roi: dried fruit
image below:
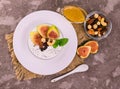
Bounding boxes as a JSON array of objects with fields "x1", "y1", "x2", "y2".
[
  {"x1": 88, "y1": 29, "x2": 95, "y2": 35},
  {"x1": 98, "y1": 16, "x2": 102, "y2": 21},
  {"x1": 97, "y1": 28, "x2": 102, "y2": 31},
  {"x1": 84, "y1": 41, "x2": 99, "y2": 54},
  {"x1": 86, "y1": 13, "x2": 109, "y2": 38},
  {"x1": 87, "y1": 18, "x2": 95, "y2": 24},
  {"x1": 77, "y1": 46, "x2": 91, "y2": 58},
  {"x1": 47, "y1": 25, "x2": 59, "y2": 39}
]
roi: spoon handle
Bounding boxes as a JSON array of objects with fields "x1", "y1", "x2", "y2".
[
  {"x1": 51, "y1": 64, "x2": 88, "y2": 82},
  {"x1": 51, "y1": 70, "x2": 75, "y2": 82}
]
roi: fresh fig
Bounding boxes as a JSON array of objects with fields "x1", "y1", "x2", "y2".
[
  {"x1": 84, "y1": 41, "x2": 99, "y2": 54},
  {"x1": 30, "y1": 31, "x2": 43, "y2": 47},
  {"x1": 77, "y1": 46, "x2": 91, "y2": 58},
  {"x1": 37, "y1": 24, "x2": 49, "y2": 38},
  {"x1": 47, "y1": 25, "x2": 59, "y2": 39}
]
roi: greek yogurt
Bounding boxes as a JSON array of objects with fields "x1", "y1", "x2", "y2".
[
  {"x1": 28, "y1": 38, "x2": 62, "y2": 59},
  {"x1": 28, "y1": 25, "x2": 63, "y2": 60}
]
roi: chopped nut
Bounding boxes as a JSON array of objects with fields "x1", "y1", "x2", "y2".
[
  {"x1": 101, "y1": 18, "x2": 105, "y2": 22},
  {"x1": 86, "y1": 13, "x2": 109, "y2": 38},
  {"x1": 101, "y1": 22, "x2": 107, "y2": 26},
  {"x1": 87, "y1": 25, "x2": 92, "y2": 29},
  {"x1": 94, "y1": 14, "x2": 99, "y2": 18},
  {"x1": 93, "y1": 24, "x2": 98, "y2": 29},
  {"x1": 94, "y1": 31, "x2": 98, "y2": 35},
  {"x1": 103, "y1": 32, "x2": 106, "y2": 35},
  {"x1": 97, "y1": 21, "x2": 101, "y2": 25},
  {"x1": 47, "y1": 39, "x2": 55, "y2": 46},
  {"x1": 98, "y1": 33, "x2": 101, "y2": 37},
  {"x1": 41, "y1": 38, "x2": 46, "y2": 43}
]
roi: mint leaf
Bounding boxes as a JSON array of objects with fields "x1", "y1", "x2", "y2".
[
  {"x1": 53, "y1": 38, "x2": 69, "y2": 48},
  {"x1": 59, "y1": 38, "x2": 68, "y2": 46},
  {"x1": 53, "y1": 39, "x2": 59, "y2": 48}
]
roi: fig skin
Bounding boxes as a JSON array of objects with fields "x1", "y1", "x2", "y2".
[
  {"x1": 84, "y1": 41, "x2": 99, "y2": 54},
  {"x1": 47, "y1": 25, "x2": 60, "y2": 39},
  {"x1": 30, "y1": 31, "x2": 43, "y2": 47},
  {"x1": 77, "y1": 46, "x2": 91, "y2": 59},
  {"x1": 37, "y1": 24, "x2": 49, "y2": 38}
]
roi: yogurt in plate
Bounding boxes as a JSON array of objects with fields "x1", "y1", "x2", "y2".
[{"x1": 28, "y1": 25, "x2": 63, "y2": 60}]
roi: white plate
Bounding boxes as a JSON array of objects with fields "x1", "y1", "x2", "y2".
[{"x1": 13, "y1": 10, "x2": 78, "y2": 75}]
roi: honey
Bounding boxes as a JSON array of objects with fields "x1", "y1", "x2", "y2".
[{"x1": 62, "y1": 6, "x2": 86, "y2": 23}]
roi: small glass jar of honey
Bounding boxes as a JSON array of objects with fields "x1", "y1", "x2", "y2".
[{"x1": 61, "y1": 5, "x2": 87, "y2": 23}]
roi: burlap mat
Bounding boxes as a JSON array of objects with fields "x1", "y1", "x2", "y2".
[{"x1": 5, "y1": 23, "x2": 90, "y2": 80}]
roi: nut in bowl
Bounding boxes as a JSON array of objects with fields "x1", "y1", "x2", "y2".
[{"x1": 84, "y1": 11, "x2": 112, "y2": 40}]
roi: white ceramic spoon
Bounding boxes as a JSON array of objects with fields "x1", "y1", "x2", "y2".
[{"x1": 51, "y1": 64, "x2": 89, "y2": 82}]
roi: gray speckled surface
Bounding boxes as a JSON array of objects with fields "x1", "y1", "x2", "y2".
[{"x1": 0, "y1": 0, "x2": 120, "y2": 89}]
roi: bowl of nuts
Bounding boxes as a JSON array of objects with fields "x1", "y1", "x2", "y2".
[{"x1": 84, "y1": 11, "x2": 112, "y2": 40}]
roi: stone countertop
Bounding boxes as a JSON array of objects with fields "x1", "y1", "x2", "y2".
[{"x1": 0, "y1": 0, "x2": 120, "y2": 89}]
